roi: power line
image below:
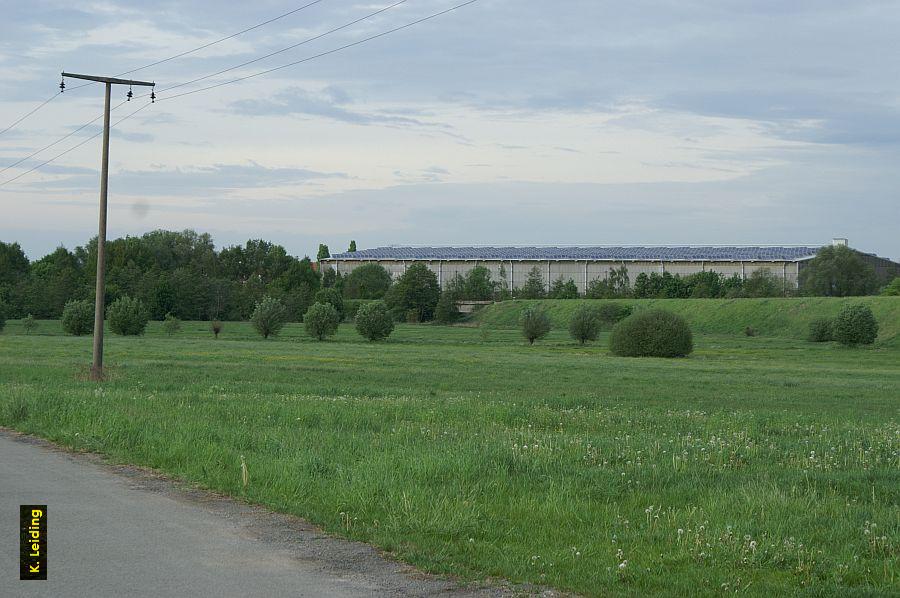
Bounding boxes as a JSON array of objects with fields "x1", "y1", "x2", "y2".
[
  {"x1": 158, "y1": 0, "x2": 480, "y2": 102},
  {"x1": 0, "y1": 92, "x2": 62, "y2": 137},
  {"x1": 156, "y1": 0, "x2": 407, "y2": 95},
  {"x1": 0, "y1": 103, "x2": 151, "y2": 188},
  {"x1": 0, "y1": 0, "x2": 329, "y2": 136},
  {"x1": 0, "y1": 100, "x2": 129, "y2": 176},
  {"x1": 0, "y1": 0, "x2": 481, "y2": 187},
  {"x1": 1, "y1": 0, "x2": 401, "y2": 168}
]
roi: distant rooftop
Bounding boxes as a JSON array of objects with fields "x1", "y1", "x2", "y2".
[{"x1": 327, "y1": 246, "x2": 824, "y2": 262}]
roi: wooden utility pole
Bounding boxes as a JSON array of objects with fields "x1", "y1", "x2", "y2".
[{"x1": 61, "y1": 72, "x2": 155, "y2": 381}]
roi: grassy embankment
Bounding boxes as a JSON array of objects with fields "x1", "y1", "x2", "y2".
[
  {"x1": 476, "y1": 296, "x2": 900, "y2": 346},
  {"x1": 0, "y1": 306, "x2": 898, "y2": 596}
]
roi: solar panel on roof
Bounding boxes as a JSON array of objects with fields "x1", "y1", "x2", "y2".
[{"x1": 327, "y1": 246, "x2": 823, "y2": 261}]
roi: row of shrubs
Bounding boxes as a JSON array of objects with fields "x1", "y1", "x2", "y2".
[
  {"x1": 519, "y1": 301, "x2": 882, "y2": 356},
  {"x1": 807, "y1": 304, "x2": 879, "y2": 345},
  {"x1": 520, "y1": 303, "x2": 694, "y2": 357},
  {"x1": 54, "y1": 295, "x2": 395, "y2": 342}
]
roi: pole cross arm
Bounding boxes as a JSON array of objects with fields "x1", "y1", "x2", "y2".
[{"x1": 62, "y1": 72, "x2": 155, "y2": 87}]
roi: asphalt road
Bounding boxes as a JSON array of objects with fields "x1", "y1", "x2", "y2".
[{"x1": 0, "y1": 430, "x2": 514, "y2": 598}]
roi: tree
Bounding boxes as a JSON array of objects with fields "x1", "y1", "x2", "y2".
[
  {"x1": 317, "y1": 244, "x2": 330, "y2": 262},
  {"x1": 384, "y1": 263, "x2": 440, "y2": 321},
  {"x1": 348, "y1": 240, "x2": 357, "y2": 252},
  {"x1": 250, "y1": 296, "x2": 287, "y2": 339},
  {"x1": 434, "y1": 289, "x2": 461, "y2": 324},
  {"x1": 799, "y1": 245, "x2": 879, "y2": 297},
  {"x1": 163, "y1": 313, "x2": 181, "y2": 334},
  {"x1": 743, "y1": 269, "x2": 781, "y2": 297},
  {"x1": 61, "y1": 299, "x2": 94, "y2": 336},
  {"x1": 314, "y1": 287, "x2": 344, "y2": 320},
  {"x1": 882, "y1": 277, "x2": 900, "y2": 296},
  {"x1": 461, "y1": 266, "x2": 496, "y2": 300},
  {"x1": 518, "y1": 266, "x2": 546, "y2": 299},
  {"x1": 569, "y1": 305, "x2": 600, "y2": 344},
  {"x1": 304, "y1": 302, "x2": 340, "y2": 340},
  {"x1": 520, "y1": 305, "x2": 551, "y2": 345},
  {"x1": 108, "y1": 296, "x2": 150, "y2": 336},
  {"x1": 355, "y1": 301, "x2": 394, "y2": 341},
  {"x1": 22, "y1": 314, "x2": 37, "y2": 334},
  {"x1": 343, "y1": 263, "x2": 392, "y2": 299},
  {"x1": 549, "y1": 277, "x2": 579, "y2": 299}
]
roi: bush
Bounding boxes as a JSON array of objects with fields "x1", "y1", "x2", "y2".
[
  {"x1": 597, "y1": 302, "x2": 633, "y2": 326},
  {"x1": 344, "y1": 299, "x2": 375, "y2": 321},
  {"x1": 744, "y1": 326, "x2": 756, "y2": 337},
  {"x1": 549, "y1": 278, "x2": 579, "y2": 299},
  {"x1": 313, "y1": 288, "x2": 344, "y2": 320},
  {"x1": 210, "y1": 320, "x2": 224, "y2": 339},
  {"x1": 832, "y1": 304, "x2": 878, "y2": 346},
  {"x1": 304, "y1": 302, "x2": 340, "y2": 340},
  {"x1": 434, "y1": 290, "x2": 461, "y2": 324},
  {"x1": 163, "y1": 313, "x2": 181, "y2": 335},
  {"x1": 569, "y1": 305, "x2": 600, "y2": 344},
  {"x1": 23, "y1": 314, "x2": 37, "y2": 334},
  {"x1": 609, "y1": 309, "x2": 693, "y2": 357},
  {"x1": 250, "y1": 296, "x2": 287, "y2": 339},
  {"x1": 108, "y1": 296, "x2": 150, "y2": 336},
  {"x1": 0, "y1": 302, "x2": 5, "y2": 333},
  {"x1": 62, "y1": 299, "x2": 94, "y2": 336},
  {"x1": 355, "y1": 301, "x2": 394, "y2": 341},
  {"x1": 807, "y1": 318, "x2": 834, "y2": 342},
  {"x1": 520, "y1": 304, "x2": 551, "y2": 345}
]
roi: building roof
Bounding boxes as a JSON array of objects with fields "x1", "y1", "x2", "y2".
[{"x1": 327, "y1": 246, "x2": 823, "y2": 262}]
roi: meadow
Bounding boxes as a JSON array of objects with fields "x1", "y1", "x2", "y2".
[{"x1": 0, "y1": 306, "x2": 898, "y2": 596}]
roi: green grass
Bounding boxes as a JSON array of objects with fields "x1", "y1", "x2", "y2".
[
  {"x1": 1, "y1": 318, "x2": 898, "y2": 596},
  {"x1": 477, "y1": 297, "x2": 900, "y2": 346}
]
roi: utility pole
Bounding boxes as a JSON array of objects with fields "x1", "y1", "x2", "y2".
[{"x1": 61, "y1": 72, "x2": 155, "y2": 381}]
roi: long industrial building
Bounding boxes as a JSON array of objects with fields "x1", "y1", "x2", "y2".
[{"x1": 322, "y1": 239, "x2": 900, "y2": 294}]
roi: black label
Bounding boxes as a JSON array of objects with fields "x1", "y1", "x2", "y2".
[{"x1": 20, "y1": 505, "x2": 47, "y2": 580}]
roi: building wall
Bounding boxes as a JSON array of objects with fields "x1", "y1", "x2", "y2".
[{"x1": 327, "y1": 258, "x2": 801, "y2": 293}]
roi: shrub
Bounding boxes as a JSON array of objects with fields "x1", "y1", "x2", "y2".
[
  {"x1": 597, "y1": 302, "x2": 633, "y2": 326},
  {"x1": 23, "y1": 314, "x2": 37, "y2": 334},
  {"x1": 832, "y1": 304, "x2": 878, "y2": 346},
  {"x1": 62, "y1": 299, "x2": 94, "y2": 336},
  {"x1": 0, "y1": 302, "x2": 5, "y2": 333},
  {"x1": 108, "y1": 296, "x2": 150, "y2": 336},
  {"x1": 744, "y1": 326, "x2": 756, "y2": 337},
  {"x1": 344, "y1": 299, "x2": 374, "y2": 321},
  {"x1": 313, "y1": 288, "x2": 344, "y2": 320},
  {"x1": 520, "y1": 305, "x2": 551, "y2": 345},
  {"x1": 807, "y1": 318, "x2": 834, "y2": 342},
  {"x1": 355, "y1": 301, "x2": 394, "y2": 341},
  {"x1": 609, "y1": 309, "x2": 693, "y2": 357},
  {"x1": 304, "y1": 302, "x2": 340, "y2": 340},
  {"x1": 434, "y1": 290, "x2": 461, "y2": 324},
  {"x1": 569, "y1": 305, "x2": 601, "y2": 344},
  {"x1": 250, "y1": 296, "x2": 287, "y2": 339},
  {"x1": 210, "y1": 320, "x2": 224, "y2": 339},
  {"x1": 163, "y1": 313, "x2": 181, "y2": 335}
]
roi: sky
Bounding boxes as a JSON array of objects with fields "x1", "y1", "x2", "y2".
[{"x1": 1, "y1": 0, "x2": 899, "y2": 261}]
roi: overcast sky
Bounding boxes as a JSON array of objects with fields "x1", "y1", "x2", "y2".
[{"x1": 2, "y1": 0, "x2": 899, "y2": 260}]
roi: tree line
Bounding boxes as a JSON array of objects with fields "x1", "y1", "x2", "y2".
[{"x1": 0, "y1": 230, "x2": 892, "y2": 322}]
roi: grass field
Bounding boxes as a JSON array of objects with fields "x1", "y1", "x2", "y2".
[{"x1": 1, "y1": 314, "x2": 898, "y2": 596}]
